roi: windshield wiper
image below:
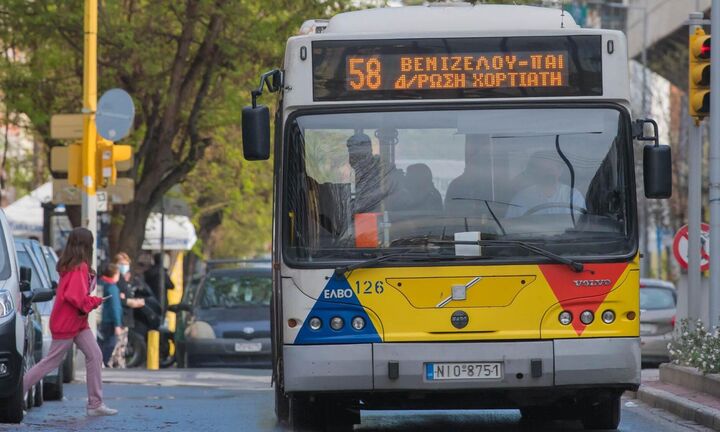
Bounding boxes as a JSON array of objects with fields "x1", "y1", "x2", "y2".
[
  {"x1": 334, "y1": 251, "x2": 431, "y2": 276},
  {"x1": 428, "y1": 238, "x2": 584, "y2": 273}
]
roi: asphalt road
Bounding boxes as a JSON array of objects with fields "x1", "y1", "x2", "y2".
[{"x1": 2, "y1": 369, "x2": 712, "y2": 432}]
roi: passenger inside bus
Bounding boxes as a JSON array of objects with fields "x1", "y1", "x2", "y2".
[
  {"x1": 505, "y1": 151, "x2": 586, "y2": 218},
  {"x1": 444, "y1": 134, "x2": 496, "y2": 217},
  {"x1": 346, "y1": 132, "x2": 404, "y2": 213},
  {"x1": 400, "y1": 163, "x2": 442, "y2": 212}
]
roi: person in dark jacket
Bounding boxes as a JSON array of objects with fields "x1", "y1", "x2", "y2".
[
  {"x1": 144, "y1": 253, "x2": 174, "y2": 313},
  {"x1": 98, "y1": 263, "x2": 123, "y2": 366}
]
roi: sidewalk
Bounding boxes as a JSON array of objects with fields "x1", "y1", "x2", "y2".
[{"x1": 630, "y1": 367, "x2": 720, "y2": 431}]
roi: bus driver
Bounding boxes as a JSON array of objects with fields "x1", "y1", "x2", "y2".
[{"x1": 506, "y1": 152, "x2": 585, "y2": 218}]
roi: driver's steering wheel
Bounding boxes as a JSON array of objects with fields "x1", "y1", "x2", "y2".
[{"x1": 523, "y1": 202, "x2": 587, "y2": 216}]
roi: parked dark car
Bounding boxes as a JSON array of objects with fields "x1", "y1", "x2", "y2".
[
  {"x1": 0, "y1": 221, "x2": 54, "y2": 423},
  {"x1": 640, "y1": 278, "x2": 676, "y2": 364},
  {"x1": 171, "y1": 263, "x2": 271, "y2": 368},
  {"x1": 15, "y1": 238, "x2": 62, "y2": 402}
]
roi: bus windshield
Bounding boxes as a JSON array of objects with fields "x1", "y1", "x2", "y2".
[{"x1": 284, "y1": 107, "x2": 633, "y2": 264}]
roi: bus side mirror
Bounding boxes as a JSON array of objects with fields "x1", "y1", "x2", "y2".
[
  {"x1": 634, "y1": 118, "x2": 671, "y2": 199},
  {"x1": 242, "y1": 105, "x2": 271, "y2": 161},
  {"x1": 242, "y1": 69, "x2": 281, "y2": 162},
  {"x1": 643, "y1": 144, "x2": 671, "y2": 199}
]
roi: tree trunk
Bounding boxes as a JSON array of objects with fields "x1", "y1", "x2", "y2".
[{"x1": 116, "y1": 200, "x2": 153, "y2": 260}]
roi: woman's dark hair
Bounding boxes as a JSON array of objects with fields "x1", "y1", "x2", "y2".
[{"x1": 57, "y1": 227, "x2": 94, "y2": 273}]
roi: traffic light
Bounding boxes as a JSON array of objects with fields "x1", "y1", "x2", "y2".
[
  {"x1": 689, "y1": 28, "x2": 711, "y2": 121},
  {"x1": 96, "y1": 138, "x2": 133, "y2": 187}
]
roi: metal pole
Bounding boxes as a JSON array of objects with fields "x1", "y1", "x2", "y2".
[
  {"x1": 709, "y1": 0, "x2": 720, "y2": 328},
  {"x1": 640, "y1": 1, "x2": 651, "y2": 278},
  {"x1": 82, "y1": 0, "x2": 98, "y2": 335},
  {"x1": 689, "y1": 117, "x2": 703, "y2": 322}
]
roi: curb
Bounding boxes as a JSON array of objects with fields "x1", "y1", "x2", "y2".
[{"x1": 633, "y1": 385, "x2": 720, "y2": 431}]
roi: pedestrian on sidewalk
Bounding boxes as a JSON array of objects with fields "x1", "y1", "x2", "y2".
[
  {"x1": 98, "y1": 263, "x2": 123, "y2": 367},
  {"x1": 109, "y1": 252, "x2": 143, "y2": 368},
  {"x1": 22, "y1": 227, "x2": 118, "y2": 417}
]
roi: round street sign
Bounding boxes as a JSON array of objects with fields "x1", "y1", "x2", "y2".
[
  {"x1": 673, "y1": 223, "x2": 710, "y2": 271},
  {"x1": 95, "y1": 88, "x2": 135, "y2": 142}
]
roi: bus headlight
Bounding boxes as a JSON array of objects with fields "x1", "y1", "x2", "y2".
[
  {"x1": 330, "y1": 317, "x2": 344, "y2": 331},
  {"x1": 351, "y1": 316, "x2": 365, "y2": 331},
  {"x1": 309, "y1": 317, "x2": 322, "y2": 331},
  {"x1": 580, "y1": 310, "x2": 594, "y2": 325},
  {"x1": 558, "y1": 311, "x2": 572, "y2": 325},
  {"x1": 601, "y1": 310, "x2": 616, "y2": 324},
  {"x1": 0, "y1": 290, "x2": 14, "y2": 318}
]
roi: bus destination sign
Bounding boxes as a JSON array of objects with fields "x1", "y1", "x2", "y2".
[
  {"x1": 313, "y1": 36, "x2": 602, "y2": 101},
  {"x1": 346, "y1": 52, "x2": 569, "y2": 92}
]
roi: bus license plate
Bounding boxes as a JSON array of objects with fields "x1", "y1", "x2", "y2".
[
  {"x1": 234, "y1": 342, "x2": 262, "y2": 352},
  {"x1": 426, "y1": 362, "x2": 502, "y2": 381}
]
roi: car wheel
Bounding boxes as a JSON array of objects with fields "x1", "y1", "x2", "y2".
[
  {"x1": 43, "y1": 369, "x2": 63, "y2": 401},
  {"x1": 33, "y1": 378, "x2": 43, "y2": 407},
  {"x1": 125, "y1": 330, "x2": 146, "y2": 368},
  {"x1": 23, "y1": 356, "x2": 34, "y2": 410},
  {"x1": 0, "y1": 377, "x2": 24, "y2": 423},
  {"x1": 24, "y1": 379, "x2": 33, "y2": 410},
  {"x1": 62, "y1": 349, "x2": 75, "y2": 383},
  {"x1": 581, "y1": 393, "x2": 621, "y2": 430}
]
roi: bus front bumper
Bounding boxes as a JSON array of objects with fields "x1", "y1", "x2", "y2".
[{"x1": 283, "y1": 338, "x2": 640, "y2": 392}]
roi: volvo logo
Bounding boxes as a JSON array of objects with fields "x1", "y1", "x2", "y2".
[
  {"x1": 451, "y1": 311, "x2": 469, "y2": 329},
  {"x1": 573, "y1": 279, "x2": 612, "y2": 287}
]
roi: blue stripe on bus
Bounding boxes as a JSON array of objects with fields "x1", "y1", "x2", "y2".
[{"x1": 294, "y1": 274, "x2": 382, "y2": 344}]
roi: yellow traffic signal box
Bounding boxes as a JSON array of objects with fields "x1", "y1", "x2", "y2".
[
  {"x1": 96, "y1": 138, "x2": 133, "y2": 187},
  {"x1": 689, "y1": 28, "x2": 711, "y2": 121}
]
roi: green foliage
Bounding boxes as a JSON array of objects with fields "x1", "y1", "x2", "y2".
[
  {"x1": 0, "y1": 0, "x2": 350, "y2": 257},
  {"x1": 185, "y1": 126, "x2": 273, "y2": 259},
  {"x1": 669, "y1": 319, "x2": 720, "y2": 374}
]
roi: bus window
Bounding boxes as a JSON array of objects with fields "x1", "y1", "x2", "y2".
[{"x1": 284, "y1": 107, "x2": 631, "y2": 263}]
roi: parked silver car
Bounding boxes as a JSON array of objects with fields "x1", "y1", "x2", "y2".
[{"x1": 639, "y1": 278, "x2": 676, "y2": 364}]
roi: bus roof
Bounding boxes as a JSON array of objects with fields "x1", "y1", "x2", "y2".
[
  {"x1": 284, "y1": 6, "x2": 628, "y2": 108},
  {"x1": 322, "y1": 5, "x2": 578, "y2": 35}
]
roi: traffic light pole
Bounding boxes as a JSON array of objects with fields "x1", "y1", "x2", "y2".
[
  {"x1": 687, "y1": 12, "x2": 705, "y2": 325},
  {"x1": 82, "y1": 0, "x2": 98, "y2": 335},
  {"x1": 710, "y1": 0, "x2": 720, "y2": 328}
]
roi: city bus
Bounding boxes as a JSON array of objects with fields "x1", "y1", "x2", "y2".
[{"x1": 241, "y1": 4, "x2": 671, "y2": 431}]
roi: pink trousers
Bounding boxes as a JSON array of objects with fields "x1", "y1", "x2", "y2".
[{"x1": 23, "y1": 328, "x2": 103, "y2": 409}]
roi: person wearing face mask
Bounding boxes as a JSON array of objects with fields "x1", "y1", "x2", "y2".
[
  {"x1": 110, "y1": 253, "x2": 145, "y2": 367},
  {"x1": 505, "y1": 152, "x2": 586, "y2": 218}
]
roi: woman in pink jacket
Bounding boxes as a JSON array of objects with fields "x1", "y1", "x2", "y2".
[{"x1": 22, "y1": 228, "x2": 118, "y2": 416}]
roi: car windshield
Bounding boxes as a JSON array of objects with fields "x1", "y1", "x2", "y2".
[
  {"x1": 284, "y1": 107, "x2": 632, "y2": 264},
  {"x1": 640, "y1": 287, "x2": 676, "y2": 310},
  {"x1": 199, "y1": 274, "x2": 272, "y2": 308},
  {"x1": 42, "y1": 248, "x2": 60, "y2": 282}
]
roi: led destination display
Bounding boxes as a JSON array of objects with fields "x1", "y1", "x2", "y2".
[
  {"x1": 346, "y1": 51, "x2": 569, "y2": 91},
  {"x1": 313, "y1": 36, "x2": 602, "y2": 101}
]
